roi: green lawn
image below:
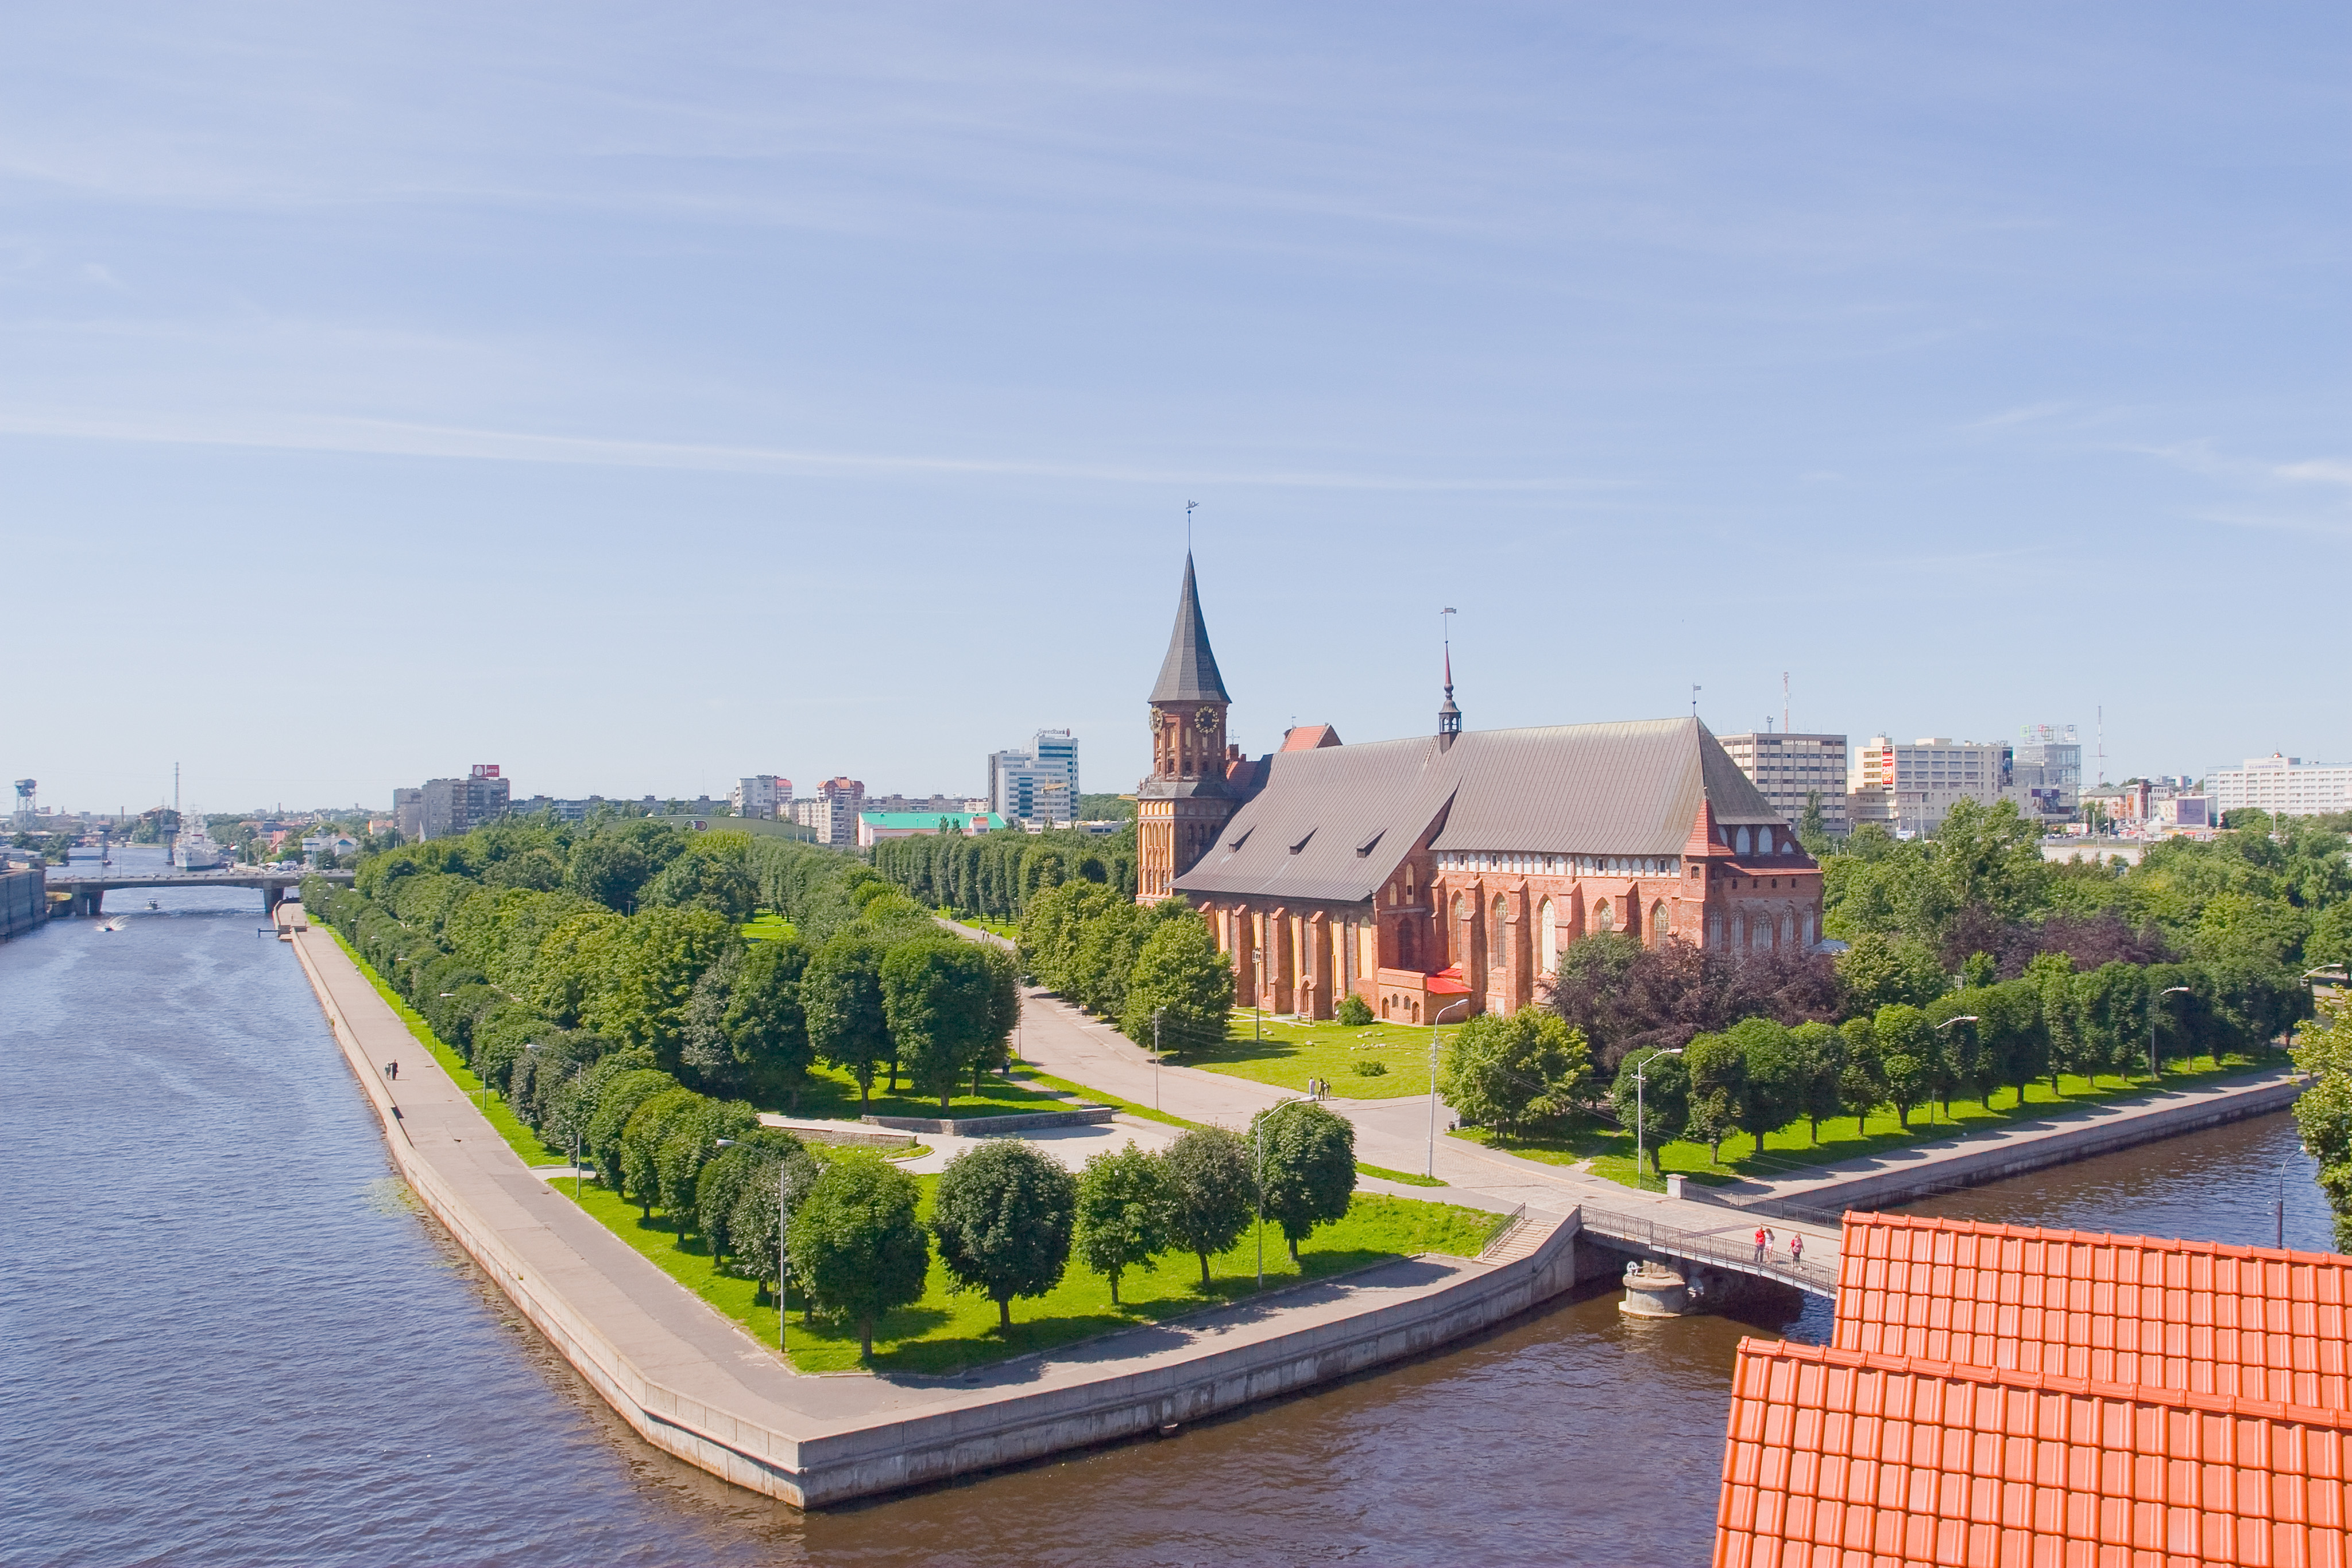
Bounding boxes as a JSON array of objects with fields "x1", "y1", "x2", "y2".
[
  {"x1": 739, "y1": 912, "x2": 799, "y2": 943},
  {"x1": 1454, "y1": 1053, "x2": 2289, "y2": 1192},
  {"x1": 943, "y1": 911, "x2": 1019, "y2": 941},
  {"x1": 788, "y1": 1061, "x2": 1098, "y2": 1123},
  {"x1": 1008, "y1": 1064, "x2": 1202, "y2": 1130},
  {"x1": 1175, "y1": 1009, "x2": 1440, "y2": 1101},
  {"x1": 564, "y1": 1171, "x2": 1498, "y2": 1375}
]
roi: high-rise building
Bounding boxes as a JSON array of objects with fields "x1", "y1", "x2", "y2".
[
  {"x1": 794, "y1": 777, "x2": 866, "y2": 848},
  {"x1": 2013, "y1": 724, "x2": 2083, "y2": 823},
  {"x1": 1846, "y1": 738, "x2": 2014, "y2": 837},
  {"x1": 2207, "y1": 754, "x2": 2352, "y2": 818},
  {"x1": 730, "y1": 775, "x2": 791, "y2": 820},
  {"x1": 392, "y1": 787, "x2": 424, "y2": 842},
  {"x1": 1717, "y1": 732, "x2": 1849, "y2": 837},
  {"x1": 988, "y1": 730, "x2": 1081, "y2": 826},
  {"x1": 419, "y1": 765, "x2": 510, "y2": 839}
]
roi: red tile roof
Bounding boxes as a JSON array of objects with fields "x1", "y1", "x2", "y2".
[
  {"x1": 1717, "y1": 1213, "x2": 2352, "y2": 1568},
  {"x1": 1279, "y1": 723, "x2": 1342, "y2": 752}
]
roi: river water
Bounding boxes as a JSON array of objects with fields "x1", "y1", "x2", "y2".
[{"x1": 3, "y1": 853, "x2": 2335, "y2": 1567}]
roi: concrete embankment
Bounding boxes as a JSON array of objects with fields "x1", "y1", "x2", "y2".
[
  {"x1": 285, "y1": 920, "x2": 1583, "y2": 1507},
  {"x1": 1724, "y1": 1066, "x2": 2307, "y2": 1216}
]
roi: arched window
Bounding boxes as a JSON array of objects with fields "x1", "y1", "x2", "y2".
[
  {"x1": 1708, "y1": 912, "x2": 1724, "y2": 947},
  {"x1": 1780, "y1": 913, "x2": 1796, "y2": 948},
  {"x1": 1596, "y1": 899, "x2": 1614, "y2": 932},
  {"x1": 1490, "y1": 895, "x2": 1507, "y2": 965},
  {"x1": 1651, "y1": 901, "x2": 1668, "y2": 943},
  {"x1": 1736, "y1": 827, "x2": 1753, "y2": 855},
  {"x1": 1398, "y1": 920, "x2": 1417, "y2": 969},
  {"x1": 1754, "y1": 917, "x2": 1772, "y2": 953},
  {"x1": 1801, "y1": 911, "x2": 1815, "y2": 947},
  {"x1": 1538, "y1": 899, "x2": 1558, "y2": 974},
  {"x1": 1730, "y1": 914, "x2": 1743, "y2": 947},
  {"x1": 1757, "y1": 828, "x2": 1773, "y2": 855}
]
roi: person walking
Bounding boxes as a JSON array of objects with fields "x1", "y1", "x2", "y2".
[
  {"x1": 1754, "y1": 1226, "x2": 1767, "y2": 1264},
  {"x1": 387, "y1": 1059, "x2": 399, "y2": 1081},
  {"x1": 1790, "y1": 1234, "x2": 1805, "y2": 1267}
]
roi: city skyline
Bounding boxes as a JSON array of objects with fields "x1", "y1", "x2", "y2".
[{"x1": 4, "y1": 5, "x2": 2346, "y2": 807}]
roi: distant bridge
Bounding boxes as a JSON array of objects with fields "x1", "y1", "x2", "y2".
[
  {"x1": 1577, "y1": 1204, "x2": 1839, "y2": 1299},
  {"x1": 42, "y1": 867, "x2": 354, "y2": 918}
]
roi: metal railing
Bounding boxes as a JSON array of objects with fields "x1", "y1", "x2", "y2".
[
  {"x1": 1476, "y1": 1201, "x2": 1530, "y2": 1260},
  {"x1": 1577, "y1": 1205, "x2": 1839, "y2": 1298}
]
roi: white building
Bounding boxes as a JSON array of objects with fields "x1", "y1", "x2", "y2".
[
  {"x1": 1847, "y1": 737, "x2": 2015, "y2": 836},
  {"x1": 2207, "y1": 755, "x2": 2352, "y2": 819},
  {"x1": 730, "y1": 775, "x2": 791, "y2": 820},
  {"x1": 988, "y1": 729, "x2": 1081, "y2": 826},
  {"x1": 1717, "y1": 732, "x2": 1850, "y2": 837},
  {"x1": 793, "y1": 777, "x2": 865, "y2": 847}
]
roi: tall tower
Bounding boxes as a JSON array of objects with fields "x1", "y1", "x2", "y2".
[{"x1": 1136, "y1": 552, "x2": 1237, "y2": 904}]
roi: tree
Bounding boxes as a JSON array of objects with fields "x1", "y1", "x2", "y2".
[
  {"x1": 655, "y1": 1097, "x2": 757, "y2": 1224},
  {"x1": 1786, "y1": 1021, "x2": 1846, "y2": 1143},
  {"x1": 1925, "y1": 993, "x2": 1996, "y2": 1112},
  {"x1": 576, "y1": 908, "x2": 738, "y2": 1074},
  {"x1": 2291, "y1": 998, "x2": 2352, "y2": 1251},
  {"x1": 1251, "y1": 1102, "x2": 1356, "y2": 1263},
  {"x1": 1835, "y1": 933, "x2": 1949, "y2": 1016},
  {"x1": 1438, "y1": 1006, "x2": 1592, "y2": 1142},
  {"x1": 1119, "y1": 912, "x2": 1235, "y2": 1056},
  {"x1": 1162, "y1": 1126, "x2": 1256, "y2": 1285},
  {"x1": 618, "y1": 1085, "x2": 709, "y2": 1218},
  {"x1": 1681, "y1": 1031, "x2": 1746, "y2": 1164},
  {"x1": 1725, "y1": 1017, "x2": 1802, "y2": 1159},
  {"x1": 641, "y1": 834, "x2": 759, "y2": 924},
  {"x1": 725, "y1": 934, "x2": 815, "y2": 1104},
  {"x1": 802, "y1": 935, "x2": 890, "y2": 1108},
  {"x1": 930, "y1": 1141, "x2": 1078, "y2": 1329},
  {"x1": 788, "y1": 1156, "x2": 931, "y2": 1359},
  {"x1": 1607, "y1": 1050, "x2": 1689, "y2": 1176},
  {"x1": 1835, "y1": 1017, "x2": 1885, "y2": 1135},
  {"x1": 1074, "y1": 1142, "x2": 1174, "y2": 1304},
  {"x1": 585, "y1": 1067, "x2": 679, "y2": 1187},
  {"x1": 694, "y1": 1129, "x2": 807, "y2": 1267},
  {"x1": 881, "y1": 937, "x2": 1007, "y2": 1112},
  {"x1": 725, "y1": 1142, "x2": 827, "y2": 1305},
  {"x1": 1873, "y1": 1004, "x2": 1935, "y2": 1129}
]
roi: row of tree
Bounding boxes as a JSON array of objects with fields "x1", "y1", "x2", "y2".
[
  {"x1": 868, "y1": 823, "x2": 1137, "y2": 923},
  {"x1": 2292, "y1": 998, "x2": 2352, "y2": 1251},
  {"x1": 1016, "y1": 881, "x2": 1235, "y2": 1051}
]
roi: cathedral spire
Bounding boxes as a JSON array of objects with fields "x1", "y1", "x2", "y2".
[
  {"x1": 1438, "y1": 606, "x2": 1461, "y2": 740},
  {"x1": 1150, "y1": 551, "x2": 1231, "y2": 704}
]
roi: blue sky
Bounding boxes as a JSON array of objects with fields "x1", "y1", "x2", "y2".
[{"x1": 4, "y1": 4, "x2": 2345, "y2": 815}]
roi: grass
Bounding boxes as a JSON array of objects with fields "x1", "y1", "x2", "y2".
[
  {"x1": 1173, "y1": 1009, "x2": 1440, "y2": 1101},
  {"x1": 739, "y1": 912, "x2": 799, "y2": 943},
  {"x1": 1356, "y1": 1162, "x2": 1448, "y2": 1187},
  {"x1": 1451, "y1": 1052, "x2": 2290, "y2": 1192},
  {"x1": 790, "y1": 1062, "x2": 1096, "y2": 1123},
  {"x1": 564, "y1": 1171, "x2": 1496, "y2": 1375},
  {"x1": 319, "y1": 925, "x2": 568, "y2": 1167},
  {"x1": 941, "y1": 911, "x2": 1019, "y2": 941}
]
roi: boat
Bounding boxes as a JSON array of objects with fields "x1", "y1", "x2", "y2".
[{"x1": 173, "y1": 817, "x2": 228, "y2": 871}]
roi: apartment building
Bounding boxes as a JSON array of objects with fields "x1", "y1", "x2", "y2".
[
  {"x1": 730, "y1": 775, "x2": 791, "y2": 820},
  {"x1": 1717, "y1": 731, "x2": 1849, "y2": 837},
  {"x1": 2207, "y1": 754, "x2": 2352, "y2": 818},
  {"x1": 419, "y1": 765, "x2": 511, "y2": 840},
  {"x1": 792, "y1": 777, "x2": 866, "y2": 848},
  {"x1": 1847, "y1": 737, "x2": 2013, "y2": 837},
  {"x1": 2013, "y1": 724, "x2": 2083, "y2": 824}
]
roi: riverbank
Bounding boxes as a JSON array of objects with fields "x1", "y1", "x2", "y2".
[{"x1": 283, "y1": 916, "x2": 1585, "y2": 1507}]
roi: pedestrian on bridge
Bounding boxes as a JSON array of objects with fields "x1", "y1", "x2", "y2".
[
  {"x1": 1753, "y1": 1226, "x2": 1767, "y2": 1264},
  {"x1": 1790, "y1": 1234, "x2": 1804, "y2": 1267}
]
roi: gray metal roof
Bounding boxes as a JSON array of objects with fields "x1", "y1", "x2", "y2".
[
  {"x1": 1173, "y1": 717, "x2": 1785, "y2": 906},
  {"x1": 1148, "y1": 553, "x2": 1231, "y2": 704}
]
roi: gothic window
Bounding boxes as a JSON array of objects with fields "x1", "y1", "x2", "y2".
[
  {"x1": 1538, "y1": 899, "x2": 1557, "y2": 974},
  {"x1": 1651, "y1": 901, "x2": 1668, "y2": 943},
  {"x1": 1737, "y1": 827, "x2": 1753, "y2": 856},
  {"x1": 1709, "y1": 912, "x2": 1724, "y2": 947},
  {"x1": 1781, "y1": 913, "x2": 1795, "y2": 948},
  {"x1": 1754, "y1": 917, "x2": 1772, "y2": 953},
  {"x1": 1596, "y1": 899, "x2": 1614, "y2": 932},
  {"x1": 1489, "y1": 895, "x2": 1507, "y2": 966},
  {"x1": 1730, "y1": 914, "x2": 1743, "y2": 947},
  {"x1": 1801, "y1": 911, "x2": 1815, "y2": 947}
]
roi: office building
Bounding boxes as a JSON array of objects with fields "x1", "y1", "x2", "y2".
[
  {"x1": 392, "y1": 787, "x2": 424, "y2": 842},
  {"x1": 1846, "y1": 737, "x2": 2013, "y2": 837},
  {"x1": 2207, "y1": 754, "x2": 2352, "y2": 818},
  {"x1": 1717, "y1": 732, "x2": 1849, "y2": 837},
  {"x1": 2012, "y1": 723, "x2": 2083, "y2": 823},
  {"x1": 988, "y1": 729, "x2": 1081, "y2": 826},
  {"x1": 731, "y1": 775, "x2": 791, "y2": 820},
  {"x1": 419, "y1": 765, "x2": 511, "y2": 839}
]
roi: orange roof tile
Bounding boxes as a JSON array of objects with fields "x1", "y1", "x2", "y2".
[{"x1": 1834, "y1": 1211, "x2": 2352, "y2": 1414}]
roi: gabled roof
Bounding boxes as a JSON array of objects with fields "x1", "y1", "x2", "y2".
[
  {"x1": 1171, "y1": 717, "x2": 1784, "y2": 907},
  {"x1": 1148, "y1": 552, "x2": 1231, "y2": 704}
]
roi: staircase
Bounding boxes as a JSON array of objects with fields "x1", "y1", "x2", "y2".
[{"x1": 1476, "y1": 1208, "x2": 1566, "y2": 1267}]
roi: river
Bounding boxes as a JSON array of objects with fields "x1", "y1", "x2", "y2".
[{"x1": 2, "y1": 853, "x2": 2335, "y2": 1567}]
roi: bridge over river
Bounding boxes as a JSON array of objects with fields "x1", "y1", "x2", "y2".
[{"x1": 42, "y1": 867, "x2": 354, "y2": 917}]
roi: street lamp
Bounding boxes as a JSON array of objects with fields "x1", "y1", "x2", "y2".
[
  {"x1": 1255, "y1": 1096, "x2": 1307, "y2": 1290},
  {"x1": 1428, "y1": 997, "x2": 1470, "y2": 1179},
  {"x1": 525, "y1": 1043, "x2": 586, "y2": 1198},
  {"x1": 1628, "y1": 1046, "x2": 1684, "y2": 1190},
  {"x1": 2151, "y1": 986, "x2": 2191, "y2": 1079},
  {"x1": 1152, "y1": 1006, "x2": 1164, "y2": 1113},
  {"x1": 1934, "y1": 1016, "x2": 1980, "y2": 1124},
  {"x1": 716, "y1": 1137, "x2": 790, "y2": 1354}
]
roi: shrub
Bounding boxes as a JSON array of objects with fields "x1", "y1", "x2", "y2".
[
  {"x1": 1335, "y1": 993, "x2": 1374, "y2": 1027},
  {"x1": 1352, "y1": 1058, "x2": 1387, "y2": 1077}
]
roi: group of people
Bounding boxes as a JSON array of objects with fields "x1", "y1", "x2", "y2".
[{"x1": 1752, "y1": 1225, "x2": 1804, "y2": 1267}]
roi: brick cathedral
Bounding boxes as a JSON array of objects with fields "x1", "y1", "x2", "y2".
[{"x1": 1135, "y1": 552, "x2": 1825, "y2": 1023}]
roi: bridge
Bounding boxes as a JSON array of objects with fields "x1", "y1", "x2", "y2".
[
  {"x1": 1576, "y1": 1203, "x2": 1840, "y2": 1300},
  {"x1": 42, "y1": 867, "x2": 354, "y2": 918}
]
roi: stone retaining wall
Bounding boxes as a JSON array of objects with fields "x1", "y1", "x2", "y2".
[{"x1": 861, "y1": 1107, "x2": 1115, "y2": 1135}]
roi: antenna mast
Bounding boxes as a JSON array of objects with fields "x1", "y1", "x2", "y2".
[
  {"x1": 2096, "y1": 706, "x2": 2105, "y2": 786},
  {"x1": 1782, "y1": 672, "x2": 1790, "y2": 734}
]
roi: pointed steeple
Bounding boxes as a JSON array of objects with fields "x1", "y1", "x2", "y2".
[
  {"x1": 1438, "y1": 629, "x2": 1461, "y2": 739},
  {"x1": 1150, "y1": 552, "x2": 1231, "y2": 704}
]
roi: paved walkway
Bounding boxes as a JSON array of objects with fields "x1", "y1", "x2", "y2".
[{"x1": 284, "y1": 916, "x2": 1579, "y2": 1503}]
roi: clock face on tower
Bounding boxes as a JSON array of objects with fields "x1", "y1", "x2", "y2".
[{"x1": 1194, "y1": 707, "x2": 1219, "y2": 733}]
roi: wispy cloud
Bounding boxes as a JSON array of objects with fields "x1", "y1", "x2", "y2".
[{"x1": 0, "y1": 406, "x2": 1625, "y2": 494}]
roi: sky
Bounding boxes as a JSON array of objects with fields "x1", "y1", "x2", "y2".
[{"x1": 3, "y1": 3, "x2": 2345, "y2": 816}]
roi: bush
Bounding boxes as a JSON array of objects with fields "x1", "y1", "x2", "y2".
[
  {"x1": 1335, "y1": 993, "x2": 1374, "y2": 1027},
  {"x1": 1352, "y1": 1058, "x2": 1387, "y2": 1077}
]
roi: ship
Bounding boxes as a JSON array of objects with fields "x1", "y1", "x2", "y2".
[{"x1": 173, "y1": 816, "x2": 229, "y2": 871}]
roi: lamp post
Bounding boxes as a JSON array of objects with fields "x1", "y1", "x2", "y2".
[
  {"x1": 716, "y1": 1137, "x2": 790, "y2": 1354},
  {"x1": 1153, "y1": 1006, "x2": 1164, "y2": 1112},
  {"x1": 525, "y1": 1043, "x2": 587, "y2": 1198},
  {"x1": 1428, "y1": 997, "x2": 1470, "y2": 1179},
  {"x1": 1629, "y1": 1046, "x2": 1684, "y2": 1190},
  {"x1": 1933, "y1": 1015, "x2": 1979, "y2": 1124},
  {"x1": 1255, "y1": 1096, "x2": 1306, "y2": 1290},
  {"x1": 2151, "y1": 986, "x2": 2191, "y2": 1079}
]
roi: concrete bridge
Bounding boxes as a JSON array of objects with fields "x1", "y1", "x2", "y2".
[
  {"x1": 42, "y1": 867, "x2": 354, "y2": 918},
  {"x1": 1576, "y1": 1202, "x2": 1840, "y2": 1301}
]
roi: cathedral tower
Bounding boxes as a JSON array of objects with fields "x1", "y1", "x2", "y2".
[{"x1": 1136, "y1": 552, "x2": 1237, "y2": 903}]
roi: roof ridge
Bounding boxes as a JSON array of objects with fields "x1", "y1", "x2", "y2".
[{"x1": 1844, "y1": 1209, "x2": 2352, "y2": 1268}]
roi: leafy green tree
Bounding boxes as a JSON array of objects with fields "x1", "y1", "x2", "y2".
[
  {"x1": 2026, "y1": 953, "x2": 2083, "y2": 1091},
  {"x1": 2291, "y1": 999, "x2": 2352, "y2": 1250},
  {"x1": 1335, "y1": 992, "x2": 1375, "y2": 1027},
  {"x1": 1796, "y1": 791, "x2": 1833, "y2": 858},
  {"x1": 1725, "y1": 1017, "x2": 1803, "y2": 1159},
  {"x1": 726, "y1": 1144, "x2": 827, "y2": 1306},
  {"x1": 1119, "y1": 911, "x2": 1236, "y2": 1055},
  {"x1": 788, "y1": 1156, "x2": 931, "y2": 1358},
  {"x1": 1835, "y1": 1017, "x2": 1883, "y2": 1134},
  {"x1": 655, "y1": 1098, "x2": 758, "y2": 1225},
  {"x1": 1074, "y1": 1142, "x2": 1174, "y2": 1304},
  {"x1": 930, "y1": 1141, "x2": 1078, "y2": 1329},
  {"x1": 567, "y1": 834, "x2": 658, "y2": 912},
  {"x1": 1975, "y1": 978, "x2": 2049, "y2": 1107},
  {"x1": 1873, "y1": 1004, "x2": 1935, "y2": 1129},
  {"x1": 726, "y1": 933, "x2": 815, "y2": 1104},
  {"x1": 2072, "y1": 962, "x2": 2151, "y2": 1083},
  {"x1": 1439, "y1": 1006, "x2": 1592, "y2": 1143},
  {"x1": 1928, "y1": 797, "x2": 2055, "y2": 933},
  {"x1": 618, "y1": 1085, "x2": 709, "y2": 1218},
  {"x1": 1250, "y1": 1102, "x2": 1356, "y2": 1263},
  {"x1": 1786, "y1": 1020, "x2": 1846, "y2": 1143},
  {"x1": 802, "y1": 934, "x2": 891, "y2": 1108},
  {"x1": 1835, "y1": 932, "x2": 1949, "y2": 1015},
  {"x1": 577, "y1": 908, "x2": 738, "y2": 1073},
  {"x1": 1681, "y1": 1031, "x2": 1746, "y2": 1164},
  {"x1": 694, "y1": 1129, "x2": 808, "y2": 1267},
  {"x1": 1925, "y1": 994, "x2": 1995, "y2": 1111},
  {"x1": 1608, "y1": 1049, "x2": 1689, "y2": 1176},
  {"x1": 881, "y1": 937, "x2": 1007, "y2": 1112},
  {"x1": 586, "y1": 1067, "x2": 679, "y2": 1187},
  {"x1": 1162, "y1": 1126, "x2": 1256, "y2": 1285},
  {"x1": 641, "y1": 834, "x2": 759, "y2": 924}
]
